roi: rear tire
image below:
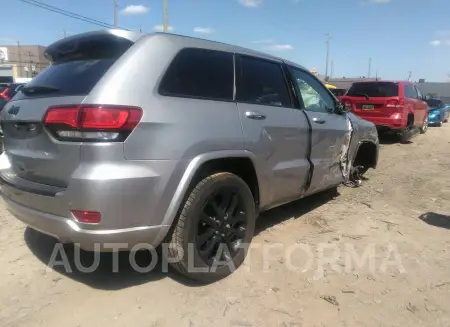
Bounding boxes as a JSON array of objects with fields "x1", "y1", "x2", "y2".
[
  {"x1": 399, "y1": 128, "x2": 412, "y2": 143},
  {"x1": 167, "y1": 172, "x2": 256, "y2": 283},
  {"x1": 420, "y1": 117, "x2": 428, "y2": 134}
]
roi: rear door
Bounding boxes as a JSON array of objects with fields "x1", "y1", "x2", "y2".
[
  {"x1": 288, "y1": 66, "x2": 349, "y2": 195},
  {"x1": 1, "y1": 32, "x2": 135, "y2": 189},
  {"x1": 235, "y1": 55, "x2": 311, "y2": 207},
  {"x1": 344, "y1": 82, "x2": 400, "y2": 119}
]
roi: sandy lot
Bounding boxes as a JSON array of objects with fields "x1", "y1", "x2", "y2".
[{"x1": 1, "y1": 125, "x2": 450, "y2": 327}]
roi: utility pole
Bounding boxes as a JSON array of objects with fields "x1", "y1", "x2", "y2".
[
  {"x1": 17, "y1": 41, "x2": 22, "y2": 78},
  {"x1": 114, "y1": 0, "x2": 118, "y2": 28},
  {"x1": 163, "y1": 0, "x2": 168, "y2": 32},
  {"x1": 368, "y1": 58, "x2": 371, "y2": 78},
  {"x1": 330, "y1": 60, "x2": 334, "y2": 79},
  {"x1": 27, "y1": 51, "x2": 33, "y2": 78},
  {"x1": 407, "y1": 71, "x2": 412, "y2": 81},
  {"x1": 325, "y1": 33, "x2": 331, "y2": 80}
]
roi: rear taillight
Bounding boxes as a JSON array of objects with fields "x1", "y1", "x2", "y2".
[
  {"x1": 43, "y1": 105, "x2": 142, "y2": 142},
  {"x1": 386, "y1": 98, "x2": 405, "y2": 108},
  {"x1": 0, "y1": 89, "x2": 10, "y2": 101}
]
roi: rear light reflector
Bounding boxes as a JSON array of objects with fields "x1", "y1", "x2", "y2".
[
  {"x1": 71, "y1": 210, "x2": 101, "y2": 224},
  {"x1": 43, "y1": 105, "x2": 142, "y2": 142}
]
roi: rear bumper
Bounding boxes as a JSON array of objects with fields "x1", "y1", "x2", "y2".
[
  {"x1": 1, "y1": 192, "x2": 170, "y2": 251},
  {"x1": 354, "y1": 115, "x2": 406, "y2": 130},
  {"x1": 0, "y1": 155, "x2": 188, "y2": 251}
]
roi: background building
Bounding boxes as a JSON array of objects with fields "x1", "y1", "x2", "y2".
[{"x1": 0, "y1": 44, "x2": 50, "y2": 82}]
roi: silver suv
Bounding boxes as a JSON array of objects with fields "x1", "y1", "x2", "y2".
[{"x1": 0, "y1": 30, "x2": 378, "y2": 282}]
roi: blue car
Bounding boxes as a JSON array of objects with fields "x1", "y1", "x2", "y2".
[{"x1": 426, "y1": 98, "x2": 450, "y2": 126}]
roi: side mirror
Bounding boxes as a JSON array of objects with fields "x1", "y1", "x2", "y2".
[{"x1": 335, "y1": 101, "x2": 349, "y2": 114}]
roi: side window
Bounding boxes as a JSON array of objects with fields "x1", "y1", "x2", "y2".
[
  {"x1": 415, "y1": 86, "x2": 423, "y2": 99},
  {"x1": 404, "y1": 85, "x2": 418, "y2": 99},
  {"x1": 159, "y1": 48, "x2": 233, "y2": 101},
  {"x1": 236, "y1": 56, "x2": 292, "y2": 108},
  {"x1": 288, "y1": 67, "x2": 335, "y2": 113}
]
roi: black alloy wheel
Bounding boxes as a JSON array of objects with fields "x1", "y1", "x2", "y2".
[
  {"x1": 167, "y1": 172, "x2": 256, "y2": 282},
  {"x1": 196, "y1": 190, "x2": 248, "y2": 265}
]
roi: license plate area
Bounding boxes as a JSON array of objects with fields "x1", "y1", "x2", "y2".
[{"x1": 361, "y1": 104, "x2": 374, "y2": 110}]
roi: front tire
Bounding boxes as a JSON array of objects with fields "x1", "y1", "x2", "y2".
[{"x1": 167, "y1": 172, "x2": 256, "y2": 282}]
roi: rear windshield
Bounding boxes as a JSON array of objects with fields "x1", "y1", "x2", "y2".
[
  {"x1": 426, "y1": 99, "x2": 444, "y2": 108},
  {"x1": 19, "y1": 34, "x2": 133, "y2": 97},
  {"x1": 347, "y1": 82, "x2": 399, "y2": 97}
]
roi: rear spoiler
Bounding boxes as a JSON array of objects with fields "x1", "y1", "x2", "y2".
[{"x1": 44, "y1": 29, "x2": 143, "y2": 63}]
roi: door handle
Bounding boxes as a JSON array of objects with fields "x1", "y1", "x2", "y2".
[
  {"x1": 312, "y1": 117, "x2": 326, "y2": 124},
  {"x1": 245, "y1": 111, "x2": 266, "y2": 120}
]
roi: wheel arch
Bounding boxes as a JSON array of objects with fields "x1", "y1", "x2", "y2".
[
  {"x1": 352, "y1": 140, "x2": 379, "y2": 170},
  {"x1": 161, "y1": 151, "x2": 262, "y2": 228}
]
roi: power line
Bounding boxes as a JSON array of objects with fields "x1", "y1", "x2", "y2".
[
  {"x1": 17, "y1": 0, "x2": 112, "y2": 28},
  {"x1": 15, "y1": 0, "x2": 129, "y2": 30}
]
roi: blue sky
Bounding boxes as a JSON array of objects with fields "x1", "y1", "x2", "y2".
[{"x1": 2, "y1": 0, "x2": 450, "y2": 81}]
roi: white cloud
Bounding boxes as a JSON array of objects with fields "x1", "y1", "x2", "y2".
[
  {"x1": 154, "y1": 25, "x2": 174, "y2": 32},
  {"x1": 193, "y1": 27, "x2": 215, "y2": 34},
  {"x1": 252, "y1": 39, "x2": 274, "y2": 44},
  {"x1": 263, "y1": 44, "x2": 293, "y2": 51},
  {"x1": 238, "y1": 0, "x2": 262, "y2": 7},
  {"x1": 121, "y1": 5, "x2": 150, "y2": 15},
  {"x1": 367, "y1": 0, "x2": 392, "y2": 3},
  {"x1": 430, "y1": 40, "x2": 441, "y2": 46}
]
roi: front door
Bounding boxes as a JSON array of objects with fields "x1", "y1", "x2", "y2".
[
  {"x1": 414, "y1": 85, "x2": 428, "y2": 125},
  {"x1": 288, "y1": 67, "x2": 350, "y2": 195},
  {"x1": 235, "y1": 55, "x2": 311, "y2": 208}
]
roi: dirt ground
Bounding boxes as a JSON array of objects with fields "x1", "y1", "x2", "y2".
[{"x1": 1, "y1": 125, "x2": 450, "y2": 327}]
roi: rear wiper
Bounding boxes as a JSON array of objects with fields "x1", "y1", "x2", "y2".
[
  {"x1": 21, "y1": 85, "x2": 60, "y2": 95},
  {"x1": 352, "y1": 93, "x2": 370, "y2": 100}
]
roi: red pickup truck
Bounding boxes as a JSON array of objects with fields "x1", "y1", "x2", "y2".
[{"x1": 341, "y1": 80, "x2": 428, "y2": 141}]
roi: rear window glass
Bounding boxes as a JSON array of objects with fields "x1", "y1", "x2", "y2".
[
  {"x1": 19, "y1": 35, "x2": 133, "y2": 97},
  {"x1": 347, "y1": 82, "x2": 399, "y2": 97},
  {"x1": 159, "y1": 48, "x2": 234, "y2": 101},
  {"x1": 426, "y1": 99, "x2": 444, "y2": 108},
  {"x1": 22, "y1": 59, "x2": 118, "y2": 96}
]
